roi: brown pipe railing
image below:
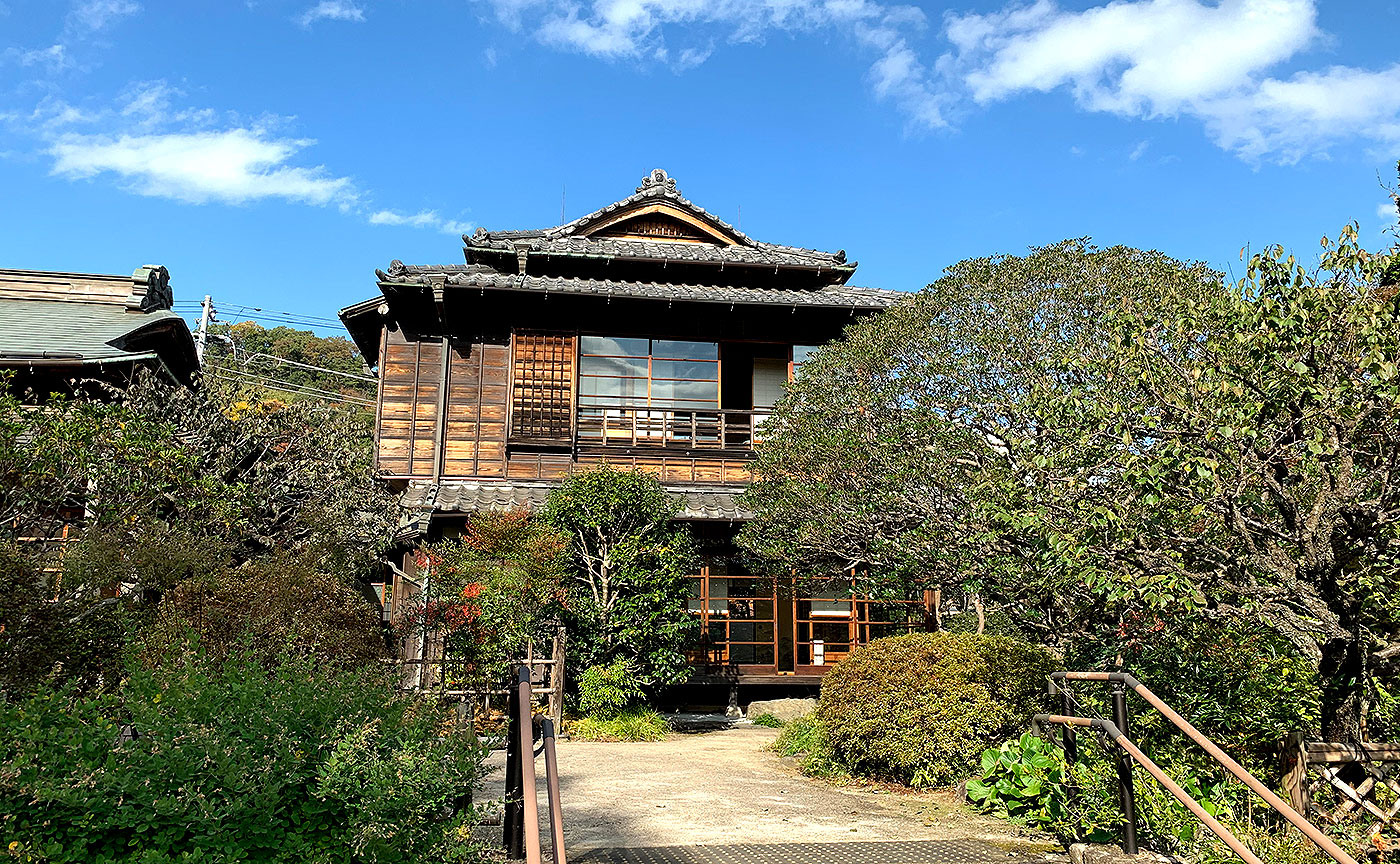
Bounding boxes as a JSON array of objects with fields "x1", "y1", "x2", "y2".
[
  {"x1": 1036, "y1": 714, "x2": 1266, "y2": 864},
  {"x1": 505, "y1": 664, "x2": 567, "y2": 864},
  {"x1": 1046, "y1": 671, "x2": 1355, "y2": 864}
]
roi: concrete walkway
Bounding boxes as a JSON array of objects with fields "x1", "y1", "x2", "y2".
[{"x1": 480, "y1": 724, "x2": 1059, "y2": 862}]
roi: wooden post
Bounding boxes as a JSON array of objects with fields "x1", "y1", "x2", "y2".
[
  {"x1": 1282, "y1": 731, "x2": 1310, "y2": 814},
  {"x1": 550, "y1": 626, "x2": 566, "y2": 728}
]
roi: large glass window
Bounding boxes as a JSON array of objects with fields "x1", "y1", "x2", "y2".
[{"x1": 578, "y1": 337, "x2": 719, "y2": 410}]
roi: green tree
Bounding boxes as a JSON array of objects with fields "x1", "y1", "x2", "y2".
[
  {"x1": 0, "y1": 371, "x2": 395, "y2": 696},
  {"x1": 406, "y1": 511, "x2": 570, "y2": 691},
  {"x1": 742, "y1": 228, "x2": 1400, "y2": 740},
  {"x1": 740, "y1": 240, "x2": 1219, "y2": 646},
  {"x1": 543, "y1": 467, "x2": 698, "y2": 686}
]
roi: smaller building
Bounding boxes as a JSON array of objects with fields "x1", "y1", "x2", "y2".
[{"x1": 0, "y1": 265, "x2": 198, "y2": 397}]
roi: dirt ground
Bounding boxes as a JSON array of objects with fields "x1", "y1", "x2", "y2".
[{"x1": 480, "y1": 724, "x2": 1057, "y2": 854}]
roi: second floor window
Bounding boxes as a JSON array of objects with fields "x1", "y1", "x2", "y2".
[{"x1": 578, "y1": 337, "x2": 719, "y2": 412}]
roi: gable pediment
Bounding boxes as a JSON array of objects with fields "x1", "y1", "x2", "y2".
[{"x1": 583, "y1": 203, "x2": 739, "y2": 246}]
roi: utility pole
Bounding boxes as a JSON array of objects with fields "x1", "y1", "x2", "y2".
[{"x1": 194, "y1": 294, "x2": 213, "y2": 365}]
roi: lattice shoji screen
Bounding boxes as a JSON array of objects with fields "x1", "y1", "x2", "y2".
[{"x1": 509, "y1": 332, "x2": 575, "y2": 444}]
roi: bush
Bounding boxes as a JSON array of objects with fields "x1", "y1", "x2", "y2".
[
  {"x1": 576, "y1": 660, "x2": 644, "y2": 719},
  {"x1": 944, "y1": 609, "x2": 1027, "y2": 641},
  {"x1": 571, "y1": 707, "x2": 670, "y2": 742},
  {"x1": 0, "y1": 646, "x2": 486, "y2": 863},
  {"x1": 750, "y1": 713, "x2": 785, "y2": 728},
  {"x1": 772, "y1": 714, "x2": 848, "y2": 780},
  {"x1": 140, "y1": 558, "x2": 388, "y2": 670},
  {"x1": 815, "y1": 632, "x2": 1059, "y2": 787}
]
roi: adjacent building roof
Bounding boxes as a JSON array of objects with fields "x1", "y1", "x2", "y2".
[
  {"x1": 374, "y1": 261, "x2": 903, "y2": 310},
  {"x1": 400, "y1": 480, "x2": 751, "y2": 521},
  {"x1": 0, "y1": 266, "x2": 198, "y2": 385}
]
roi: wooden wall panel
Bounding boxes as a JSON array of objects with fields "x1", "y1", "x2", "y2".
[{"x1": 439, "y1": 336, "x2": 510, "y2": 479}]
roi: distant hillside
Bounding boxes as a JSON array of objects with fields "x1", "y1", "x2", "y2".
[{"x1": 202, "y1": 322, "x2": 376, "y2": 406}]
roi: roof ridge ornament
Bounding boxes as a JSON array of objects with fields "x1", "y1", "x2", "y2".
[
  {"x1": 636, "y1": 168, "x2": 678, "y2": 195},
  {"x1": 125, "y1": 265, "x2": 172, "y2": 312}
]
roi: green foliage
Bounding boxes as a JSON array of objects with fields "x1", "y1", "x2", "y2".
[
  {"x1": 0, "y1": 371, "x2": 393, "y2": 696},
  {"x1": 543, "y1": 467, "x2": 698, "y2": 687},
  {"x1": 576, "y1": 660, "x2": 644, "y2": 719},
  {"x1": 975, "y1": 734, "x2": 1333, "y2": 862},
  {"x1": 815, "y1": 633, "x2": 1059, "y2": 787},
  {"x1": 965, "y1": 733, "x2": 1074, "y2": 832},
  {"x1": 944, "y1": 609, "x2": 1027, "y2": 641},
  {"x1": 0, "y1": 647, "x2": 486, "y2": 863},
  {"x1": 1079, "y1": 618, "x2": 1319, "y2": 772},
  {"x1": 140, "y1": 555, "x2": 388, "y2": 670},
  {"x1": 409, "y1": 512, "x2": 570, "y2": 693},
  {"x1": 749, "y1": 713, "x2": 785, "y2": 728},
  {"x1": 740, "y1": 226, "x2": 1400, "y2": 739},
  {"x1": 771, "y1": 714, "x2": 848, "y2": 780},
  {"x1": 570, "y1": 707, "x2": 670, "y2": 742}
]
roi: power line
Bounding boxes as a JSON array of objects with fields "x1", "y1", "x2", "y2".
[{"x1": 206, "y1": 368, "x2": 375, "y2": 408}]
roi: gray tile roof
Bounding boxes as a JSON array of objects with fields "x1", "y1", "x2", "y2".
[
  {"x1": 377, "y1": 262, "x2": 905, "y2": 310},
  {"x1": 465, "y1": 169, "x2": 852, "y2": 274},
  {"x1": 468, "y1": 234, "x2": 854, "y2": 274},
  {"x1": 401, "y1": 480, "x2": 751, "y2": 520},
  {"x1": 0, "y1": 297, "x2": 195, "y2": 378}
]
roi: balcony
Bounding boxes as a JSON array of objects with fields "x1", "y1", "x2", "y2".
[{"x1": 575, "y1": 406, "x2": 766, "y2": 450}]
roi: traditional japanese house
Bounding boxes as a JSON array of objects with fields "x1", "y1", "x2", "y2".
[
  {"x1": 341, "y1": 169, "x2": 930, "y2": 691},
  {"x1": 0, "y1": 265, "x2": 198, "y2": 396}
]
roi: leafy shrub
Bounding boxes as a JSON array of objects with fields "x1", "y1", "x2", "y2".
[
  {"x1": 815, "y1": 632, "x2": 1059, "y2": 787},
  {"x1": 141, "y1": 557, "x2": 388, "y2": 669},
  {"x1": 571, "y1": 707, "x2": 670, "y2": 742},
  {"x1": 750, "y1": 713, "x2": 785, "y2": 728},
  {"x1": 576, "y1": 659, "x2": 644, "y2": 719},
  {"x1": 0, "y1": 646, "x2": 486, "y2": 863},
  {"x1": 772, "y1": 714, "x2": 849, "y2": 780},
  {"x1": 966, "y1": 733, "x2": 1070, "y2": 828}
]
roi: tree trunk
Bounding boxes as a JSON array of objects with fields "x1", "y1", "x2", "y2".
[{"x1": 1319, "y1": 627, "x2": 1366, "y2": 742}]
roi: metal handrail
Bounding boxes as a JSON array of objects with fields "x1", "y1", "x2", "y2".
[
  {"x1": 1036, "y1": 714, "x2": 1266, "y2": 864},
  {"x1": 1045, "y1": 671, "x2": 1355, "y2": 864},
  {"x1": 504, "y1": 665, "x2": 567, "y2": 864}
]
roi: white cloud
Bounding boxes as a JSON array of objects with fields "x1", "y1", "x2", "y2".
[
  {"x1": 369, "y1": 209, "x2": 474, "y2": 235},
  {"x1": 941, "y1": 0, "x2": 1400, "y2": 163},
  {"x1": 483, "y1": 0, "x2": 949, "y2": 128},
  {"x1": 49, "y1": 128, "x2": 357, "y2": 206},
  {"x1": 1129, "y1": 139, "x2": 1149, "y2": 161},
  {"x1": 1383, "y1": 201, "x2": 1398, "y2": 221},
  {"x1": 297, "y1": 1, "x2": 365, "y2": 26},
  {"x1": 479, "y1": 0, "x2": 1400, "y2": 162},
  {"x1": 10, "y1": 44, "x2": 71, "y2": 71},
  {"x1": 69, "y1": 0, "x2": 141, "y2": 31}
]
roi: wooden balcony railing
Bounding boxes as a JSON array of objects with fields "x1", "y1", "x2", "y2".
[{"x1": 576, "y1": 406, "x2": 764, "y2": 450}]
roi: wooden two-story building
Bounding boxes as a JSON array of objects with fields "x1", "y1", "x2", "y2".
[{"x1": 341, "y1": 169, "x2": 923, "y2": 685}]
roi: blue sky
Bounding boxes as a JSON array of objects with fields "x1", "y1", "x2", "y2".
[{"x1": 1, "y1": 0, "x2": 1398, "y2": 338}]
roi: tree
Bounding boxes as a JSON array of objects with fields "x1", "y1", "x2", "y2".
[
  {"x1": 740, "y1": 241, "x2": 1222, "y2": 645},
  {"x1": 405, "y1": 511, "x2": 570, "y2": 691},
  {"x1": 0, "y1": 371, "x2": 396, "y2": 695},
  {"x1": 741, "y1": 229, "x2": 1400, "y2": 740},
  {"x1": 543, "y1": 467, "x2": 698, "y2": 686}
]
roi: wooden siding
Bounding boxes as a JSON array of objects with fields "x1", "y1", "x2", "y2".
[
  {"x1": 442, "y1": 338, "x2": 510, "y2": 478},
  {"x1": 377, "y1": 327, "x2": 441, "y2": 476}
]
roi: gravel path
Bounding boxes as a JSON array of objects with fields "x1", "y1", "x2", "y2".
[{"x1": 479, "y1": 725, "x2": 1057, "y2": 856}]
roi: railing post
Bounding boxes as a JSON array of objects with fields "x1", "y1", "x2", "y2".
[
  {"x1": 1111, "y1": 680, "x2": 1140, "y2": 855},
  {"x1": 504, "y1": 673, "x2": 524, "y2": 859},
  {"x1": 541, "y1": 717, "x2": 567, "y2": 864},
  {"x1": 1061, "y1": 685, "x2": 1079, "y2": 836},
  {"x1": 517, "y1": 665, "x2": 543, "y2": 864}
]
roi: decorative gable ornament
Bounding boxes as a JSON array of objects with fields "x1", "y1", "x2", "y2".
[{"x1": 125, "y1": 265, "x2": 172, "y2": 312}]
